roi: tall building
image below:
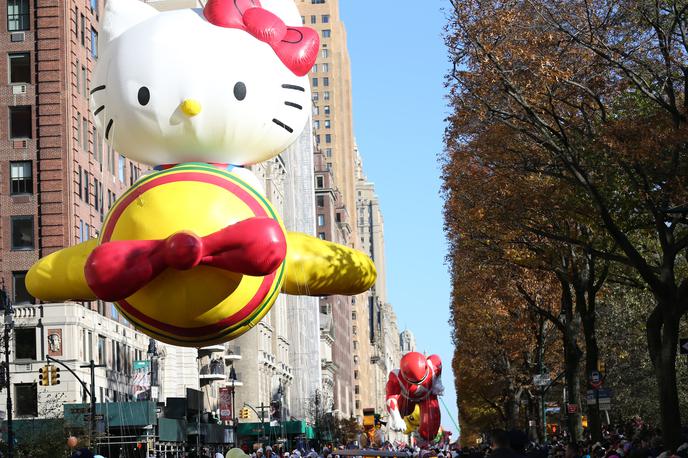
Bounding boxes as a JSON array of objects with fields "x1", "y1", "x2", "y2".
[
  {"x1": 399, "y1": 329, "x2": 416, "y2": 355},
  {"x1": 282, "y1": 126, "x2": 322, "y2": 422},
  {"x1": 355, "y1": 147, "x2": 403, "y2": 438},
  {"x1": 296, "y1": 0, "x2": 379, "y2": 421},
  {"x1": 313, "y1": 147, "x2": 354, "y2": 418}
]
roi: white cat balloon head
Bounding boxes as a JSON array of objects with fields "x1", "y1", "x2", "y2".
[{"x1": 91, "y1": 0, "x2": 319, "y2": 167}]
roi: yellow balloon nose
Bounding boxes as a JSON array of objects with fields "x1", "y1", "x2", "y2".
[{"x1": 180, "y1": 99, "x2": 202, "y2": 117}]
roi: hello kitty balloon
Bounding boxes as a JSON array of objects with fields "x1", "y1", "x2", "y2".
[{"x1": 26, "y1": 0, "x2": 376, "y2": 347}]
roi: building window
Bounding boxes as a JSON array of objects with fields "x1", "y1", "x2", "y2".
[
  {"x1": 98, "y1": 335, "x2": 106, "y2": 365},
  {"x1": 325, "y1": 134, "x2": 332, "y2": 143},
  {"x1": 354, "y1": 385, "x2": 360, "y2": 395},
  {"x1": 312, "y1": 64, "x2": 318, "y2": 73},
  {"x1": 10, "y1": 161, "x2": 32, "y2": 195},
  {"x1": 312, "y1": 92, "x2": 318, "y2": 101},
  {"x1": 321, "y1": 49, "x2": 329, "y2": 58},
  {"x1": 84, "y1": 171, "x2": 90, "y2": 204},
  {"x1": 14, "y1": 383, "x2": 37, "y2": 417},
  {"x1": 9, "y1": 106, "x2": 32, "y2": 138},
  {"x1": 323, "y1": 77, "x2": 329, "y2": 87},
  {"x1": 313, "y1": 105, "x2": 319, "y2": 116},
  {"x1": 324, "y1": 120, "x2": 331, "y2": 129},
  {"x1": 94, "y1": 178, "x2": 99, "y2": 211},
  {"x1": 311, "y1": 0, "x2": 325, "y2": 3},
  {"x1": 322, "y1": 63, "x2": 329, "y2": 73},
  {"x1": 82, "y1": 116, "x2": 88, "y2": 150},
  {"x1": 82, "y1": 65, "x2": 87, "y2": 97},
  {"x1": 314, "y1": 120, "x2": 320, "y2": 129},
  {"x1": 315, "y1": 134, "x2": 320, "y2": 144},
  {"x1": 317, "y1": 214, "x2": 325, "y2": 227},
  {"x1": 318, "y1": 232, "x2": 326, "y2": 240},
  {"x1": 90, "y1": 0, "x2": 98, "y2": 12},
  {"x1": 118, "y1": 154, "x2": 126, "y2": 182},
  {"x1": 14, "y1": 328, "x2": 36, "y2": 360},
  {"x1": 8, "y1": 53, "x2": 30, "y2": 84},
  {"x1": 7, "y1": 0, "x2": 29, "y2": 32},
  {"x1": 75, "y1": 59, "x2": 80, "y2": 94},
  {"x1": 323, "y1": 91, "x2": 330, "y2": 100},
  {"x1": 354, "y1": 369, "x2": 359, "y2": 379},
  {"x1": 80, "y1": 13, "x2": 85, "y2": 46},
  {"x1": 11, "y1": 216, "x2": 33, "y2": 250},
  {"x1": 78, "y1": 166, "x2": 83, "y2": 200},
  {"x1": 324, "y1": 105, "x2": 331, "y2": 115},
  {"x1": 336, "y1": 212, "x2": 342, "y2": 223},
  {"x1": 310, "y1": 15, "x2": 316, "y2": 24},
  {"x1": 322, "y1": 14, "x2": 330, "y2": 23},
  {"x1": 316, "y1": 176, "x2": 324, "y2": 188},
  {"x1": 316, "y1": 195, "x2": 325, "y2": 207},
  {"x1": 325, "y1": 148, "x2": 332, "y2": 157},
  {"x1": 74, "y1": 7, "x2": 78, "y2": 38},
  {"x1": 12, "y1": 272, "x2": 33, "y2": 305},
  {"x1": 90, "y1": 28, "x2": 98, "y2": 58},
  {"x1": 311, "y1": 77, "x2": 318, "y2": 87},
  {"x1": 322, "y1": 29, "x2": 331, "y2": 38}
]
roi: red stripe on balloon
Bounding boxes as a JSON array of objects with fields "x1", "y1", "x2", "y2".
[
  {"x1": 117, "y1": 270, "x2": 276, "y2": 337},
  {"x1": 102, "y1": 171, "x2": 268, "y2": 242}
]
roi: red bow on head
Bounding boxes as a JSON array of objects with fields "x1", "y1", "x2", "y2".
[
  {"x1": 204, "y1": 0, "x2": 320, "y2": 77},
  {"x1": 84, "y1": 217, "x2": 287, "y2": 302}
]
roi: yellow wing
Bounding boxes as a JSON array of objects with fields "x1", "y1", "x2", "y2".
[
  {"x1": 26, "y1": 232, "x2": 377, "y2": 301},
  {"x1": 26, "y1": 239, "x2": 98, "y2": 301},
  {"x1": 282, "y1": 232, "x2": 377, "y2": 296}
]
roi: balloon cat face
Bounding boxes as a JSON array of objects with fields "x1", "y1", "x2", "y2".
[{"x1": 91, "y1": 0, "x2": 316, "y2": 167}]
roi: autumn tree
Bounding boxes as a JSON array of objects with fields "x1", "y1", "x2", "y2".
[{"x1": 445, "y1": 0, "x2": 688, "y2": 449}]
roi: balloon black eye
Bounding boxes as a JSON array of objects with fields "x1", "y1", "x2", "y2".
[
  {"x1": 233, "y1": 82, "x2": 247, "y2": 101},
  {"x1": 138, "y1": 86, "x2": 150, "y2": 106}
]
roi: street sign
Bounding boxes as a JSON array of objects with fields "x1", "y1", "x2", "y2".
[
  {"x1": 533, "y1": 374, "x2": 551, "y2": 386},
  {"x1": 589, "y1": 371, "x2": 603, "y2": 389},
  {"x1": 566, "y1": 404, "x2": 578, "y2": 414},
  {"x1": 680, "y1": 338, "x2": 688, "y2": 355},
  {"x1": 586, "y1": 389, "x2": 613, "y2": 405}
]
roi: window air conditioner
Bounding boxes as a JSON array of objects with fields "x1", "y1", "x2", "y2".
[
  {"x1": 10, "y1": 32, "x2": 25, "y2": 42},
  {"x1": 12, "y1": 84, "x2": 27, "y2": 95}
]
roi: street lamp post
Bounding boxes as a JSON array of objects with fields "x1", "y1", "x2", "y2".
[
  {"x1": 1, "y1": 285, "x2": 14, "y2": 458},
  {"x1": 229, "y1": 365, "x2": 237, "y2": 444},
  {"x1": 315, "y1": 390, "x2": 320, "y2": 449}
]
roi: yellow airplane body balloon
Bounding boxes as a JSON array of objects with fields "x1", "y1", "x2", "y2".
[{"x1": 27, "y1": 165, "x2": 376, "y2": 346}]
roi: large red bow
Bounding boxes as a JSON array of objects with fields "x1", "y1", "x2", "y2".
[
  {"x1": 204, "y1": 0, "x2": 319, "y2": 77},
  {"x1": 84, "y1": 217, "x2": 287, "y2": 302}
]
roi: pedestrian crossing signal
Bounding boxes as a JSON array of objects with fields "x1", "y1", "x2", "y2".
[
  {"x1": 38, "y1": 366, "x2": 49, "y2": 386},
  {"x1": 50, "y1": 366, "x2": 60, "y2": 385}
]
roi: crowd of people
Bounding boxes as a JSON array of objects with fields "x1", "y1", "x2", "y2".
[{"x1": 460, "y1": 420, "x2": 688, "y2": 458}]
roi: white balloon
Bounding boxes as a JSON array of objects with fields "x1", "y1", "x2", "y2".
[{"x1": 91, "y1": 0, "x2": 312, "y2": 167}]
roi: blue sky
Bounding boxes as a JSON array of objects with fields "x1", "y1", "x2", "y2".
[{"x1": 338, "y1": 1, "x2": 459, "y2": 438}]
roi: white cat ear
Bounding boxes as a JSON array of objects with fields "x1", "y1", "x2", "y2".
[{"x1": 101, "y1": 0, "x2": 159, "y2": 45}]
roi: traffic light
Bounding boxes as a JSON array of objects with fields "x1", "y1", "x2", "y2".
[
  {"x1": 239, "y1": 407, "x2": 250, "y2": 419},
  {"x1": 38, "y1": 365, "x2": 50, "y2": 386},
  {"x1": 50, "y1": 366, "x2": 60, "y2": 385},
  {"x1": 598, "y1": 360, "x2": 606, "y2": 375}
]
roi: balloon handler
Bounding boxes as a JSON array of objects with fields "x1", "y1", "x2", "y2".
[
  {"x1": 24, "y1": 0, "x2": 376, "y2": 347},
  {"x1": 386, "y1": 352, "x2": 444, "y2": 441}
]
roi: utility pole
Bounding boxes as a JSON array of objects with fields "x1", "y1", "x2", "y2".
[
  {"x1": 229, "y1": 366, "x2": 237, "y2": 445},
  {"x1": 1, "y1": 285, "x2": 14, "y2": 458},
  {"x1": 80, "y1": 359, "x2": 106, "y2": 448}
]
